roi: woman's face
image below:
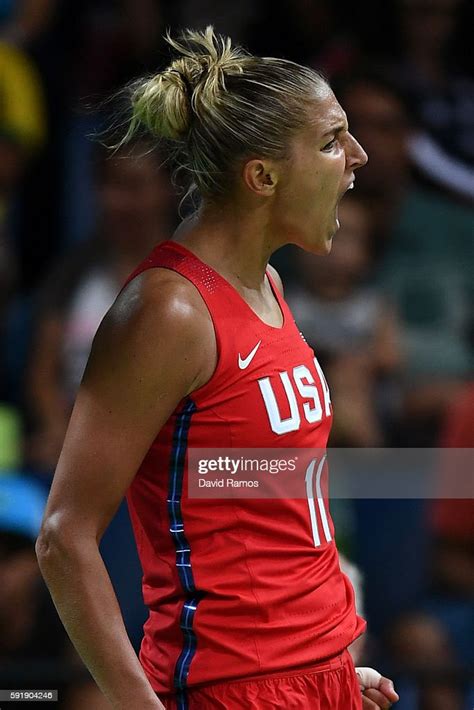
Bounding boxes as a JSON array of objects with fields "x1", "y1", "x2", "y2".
[{"x1": 273, "y1": 90, "x2": 367, "y2": 255}]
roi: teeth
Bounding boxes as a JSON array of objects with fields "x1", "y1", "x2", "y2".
[{"x1": 348, "y1": 183, "x2": 354, "y2": 190}]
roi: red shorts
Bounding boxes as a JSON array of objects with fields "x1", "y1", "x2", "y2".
[{"x1": 159, "y1": 649, "x2": 363, "y2": 709}]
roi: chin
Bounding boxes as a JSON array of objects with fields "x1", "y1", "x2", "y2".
[
  {"x1": 301, "y1": 232, "x2": 334, "y2": 256},
  {"x1": 322, "y1": 221, "x2": 338, "y2": 254},
  {"x1": 321, "y1": 236, "x2": 334, "y2": 255},
  {"x1": 300, "y1": 241, "x2": 328, "y2": 256},
  {"x1": 298, "y1": 223, "x2": 336, "y2": 255}
]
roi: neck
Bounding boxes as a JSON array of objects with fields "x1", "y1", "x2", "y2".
[{"x1": 173, "y1": 198, "x2": 281, "y2": 290}]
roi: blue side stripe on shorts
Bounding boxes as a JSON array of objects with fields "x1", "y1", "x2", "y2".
[{"x1": 167, "y1": 399, "x2": 202, "y2": 709}]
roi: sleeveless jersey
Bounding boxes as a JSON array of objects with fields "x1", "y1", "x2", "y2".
[{"x1": 124, "y1": 240, "x2": 366, "y2": 701}]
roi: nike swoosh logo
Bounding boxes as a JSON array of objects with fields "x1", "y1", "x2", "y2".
[{"x1": 238, "y1": 340, "x2": 262, "y2": 369}]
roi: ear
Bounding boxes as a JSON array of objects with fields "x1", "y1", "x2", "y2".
[{"x1": 242, "y1": 159, "x2": 278, "y2": 196}]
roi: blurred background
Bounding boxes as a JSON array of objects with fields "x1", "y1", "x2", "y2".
[{"x1": 0, "y1": 0, "x2": 472, "y2": 708}]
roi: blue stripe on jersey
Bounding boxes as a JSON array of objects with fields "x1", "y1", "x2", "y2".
[{"x1": 167, "y1": 398, "x2": 202, "y2": 708}]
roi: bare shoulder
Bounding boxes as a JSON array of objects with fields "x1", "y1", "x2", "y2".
[
  {"x1": 267, "y1": 263, "x2": 284, "y2": 296},
  {"x1": 110, "y1": 267, "x2": 212, "y2": 335},
  {"x1": 41, "y1": 268, "x2": 217, "y2": 538},
  {"x1": 87, "y1": 267, "x2": 216, "y2": 396}
]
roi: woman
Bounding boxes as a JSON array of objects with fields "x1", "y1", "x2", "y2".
[{"x1": 36, "y1": 27, "x2": 399, "y2": 710}]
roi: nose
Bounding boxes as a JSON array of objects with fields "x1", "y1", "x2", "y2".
[{"x1": 346, "y1": 133, "x2": 368, "y2": 170}]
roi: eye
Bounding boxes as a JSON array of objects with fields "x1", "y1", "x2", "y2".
[{"x1": 322, "y1": 137, "x2": 337, "y2": 151}]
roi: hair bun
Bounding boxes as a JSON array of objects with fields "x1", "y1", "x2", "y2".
[
  {"x1": 130, "y1": 66, "x2": 191, "y2": 141},
  {"x1": 128, "y1": 26, "x2": 248, "y2": 142}
]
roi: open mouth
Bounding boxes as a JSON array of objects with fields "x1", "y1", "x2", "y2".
[{"x1": 333, "y1": 180, "x2": 355, "y2": 233}]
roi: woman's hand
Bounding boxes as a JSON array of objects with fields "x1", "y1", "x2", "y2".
[{"x1": 356, "y1": 667, "x2": 399, "y2": 709}]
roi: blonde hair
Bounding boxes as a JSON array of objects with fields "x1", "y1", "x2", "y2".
[{"x1": 120, "y1": 26, "x2": 330, "y2": 202}]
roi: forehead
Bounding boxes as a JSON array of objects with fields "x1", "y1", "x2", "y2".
[{"x1": 306, "y1": 92, "x2": 347, "y2": 137}]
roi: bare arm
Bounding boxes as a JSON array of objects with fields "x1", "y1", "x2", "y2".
[{"x1": 36, "y1": 269, "x2": 216, "y2": 710}]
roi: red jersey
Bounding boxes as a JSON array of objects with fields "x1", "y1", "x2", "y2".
[{"x1": 125, "y1": 241, "x2": 365, "y2": 701}]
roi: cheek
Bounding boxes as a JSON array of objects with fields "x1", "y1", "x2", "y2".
[
  {"x1": 314, "y1": 168, "x2": 342, "y2": 210},
  {"x1": 281, "y1": 151, "x2": 343, "y2": 220}
]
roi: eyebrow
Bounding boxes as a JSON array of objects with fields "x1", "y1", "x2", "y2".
[{"x1": 321, "y1": 123, "x2": 347, "y2": 138}]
